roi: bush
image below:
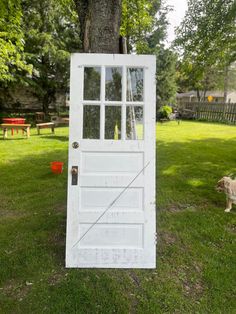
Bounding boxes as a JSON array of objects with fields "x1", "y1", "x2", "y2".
[{"x1": 158, "y1": 105, "x2": 172, "y2": 119}]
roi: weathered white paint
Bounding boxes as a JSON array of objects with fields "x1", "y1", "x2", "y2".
[{"x1": 66, "y1": 53, "x2": 156, "y2": 268}]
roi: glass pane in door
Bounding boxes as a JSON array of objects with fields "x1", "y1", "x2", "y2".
[
  {"x1": 127, "y1": 68, "x2": 143, "y2": 102},
  {"x1": 84, "y1": 67, "x2": 101, "y2": 100},
  {"x1": 105, "y1": 67, "x2": 122, "y2": 101},
  {"x1": 105, "y1": 106, "x2": 121, "y2": 139},
  {"x1": 83, "y1": 105, "x2": 100, "y2": 139},
  {"x1": 126, "y1": 106, "x2": 143, "y2": 140}
]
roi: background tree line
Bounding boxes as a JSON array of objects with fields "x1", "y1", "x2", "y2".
[
  {"x1": 1, "y1": 0, "x2": 235, "y2": 113},
  {"x1": 175, "y1": 0, "x2": 236, "y2": 101},
  {"x1": 0, "y1": 0, "x2": 177, "y2": 113}
]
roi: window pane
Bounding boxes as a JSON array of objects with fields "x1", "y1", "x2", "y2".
[
  {"x1": 105, "y1": 67, "x2": 122, "y2": 101},
  {"x1": 127, "y1": 68, "x2": 143, "y2": 102},
  {"x1": 105, "y1": 106, "x2": 121, "y2": 140},
  {"x1": 126, "y1": 106, "x2": 143, "y2": 140},
  {"x1": 84, "y1": 67, "x2": 101, "y2": 100},
  {"x1": 83, "y1": 105, "x2": 100, "y2": 139}
]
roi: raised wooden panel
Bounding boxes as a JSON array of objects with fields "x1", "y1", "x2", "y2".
[
  {"x1": 81, "y1": 152, "x2": 143, "y2": 173},
  {"x1": 80, "y1": 187, "x2": 143, "y2": 211},
  {"x1": 78, "y1": 223, "x2": 144, "y2": 248}
]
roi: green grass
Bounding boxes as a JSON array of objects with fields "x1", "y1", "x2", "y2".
[{"x1": 0, "y1": 122, "x2": 236, "y2": 313}]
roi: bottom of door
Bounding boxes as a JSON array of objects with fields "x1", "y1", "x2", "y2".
[{"x1": 66, "y1": 248, "x2": 156, "y2": 269}]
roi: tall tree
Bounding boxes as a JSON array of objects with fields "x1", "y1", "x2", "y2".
[
  {"x1": 73, "y1": 0, "x2": 122, "y2": 53},
  {"x1": 156, "y1": 48, "x2": 177, "y2": 107}
]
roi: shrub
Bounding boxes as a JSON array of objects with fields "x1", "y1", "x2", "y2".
[{"x1": 158, "y1": 105, "x2": 172, "y2": 119}]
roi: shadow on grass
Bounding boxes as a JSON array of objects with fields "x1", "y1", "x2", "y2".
[
  {"x1": 0, "y1": 137, "x2": 28, "y2": 141},
  {"x1": 39, "y1": 135, "x2": 69, "y2": 142},
  {"x1": 157, "y1": 137, "x2": 236, "y2": 210}
]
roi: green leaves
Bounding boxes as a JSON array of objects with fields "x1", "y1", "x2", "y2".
[
  {"x1": 0, "y1": 0, "x2": 32, "y2": 83},
  {"x1": 156, "y1": 48, "x2": 177, "y2": 107},
  {"x1": 175, "y1": 0, "x2": 236, "y2": 94},
  {"x1": 120, "y1": 0, "x2": 177, "y2": 108},
  {"x1": 120, "y1": 0, "x2": 167, "y2": 53},
  {"x1": 21, "y1": 0, "x2": 81, "y2": 111},
  {"x1": 175, "y1": 0, "x2": 236, "y2": 67}
]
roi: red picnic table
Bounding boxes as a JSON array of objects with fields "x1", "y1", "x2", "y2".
[{"x1": 2, "y1": 118, "x2": 26, "y2": 135}]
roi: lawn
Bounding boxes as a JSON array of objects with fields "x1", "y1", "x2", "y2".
[{"x1": 0, "y1": 122, "x2": 236, "y2": 313}]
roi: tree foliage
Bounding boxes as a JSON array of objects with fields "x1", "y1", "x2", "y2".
[
  {"x1": 121, "y1": 0, "x2": 168, "y2": 53},
  {"x1": 21, "y1": 0, "x2": 81, "y2": 112},
  {"x1": 156, "y1": 48, "x2": 177, "y2": 107},
  {"x1": 175, "y1": 0, "x2": 236, "y2": 96},
  {"x1": 0, "y1": 0, "x2": 177, "y2": 111},
  {"x1": 121, "y1": 0, "x2": 177, "y2": 108},
  {"x1": 0, "y1": 0, "x2": 32, "y2": 83},
  {"x1": 175, "y1": 0, "x2": 236, "y2": 66}
]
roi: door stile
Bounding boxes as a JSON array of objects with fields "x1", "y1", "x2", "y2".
[
  {"x1": 143, "y1": 58, "x2": 156, "y2": 263},
  {"x1": 66, "y1": 59, "x2": 84, "y2": 265}
]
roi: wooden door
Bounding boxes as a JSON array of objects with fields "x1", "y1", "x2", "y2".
[{"x1": 66, "y1": 53, "x2": 156, "y2": 268}]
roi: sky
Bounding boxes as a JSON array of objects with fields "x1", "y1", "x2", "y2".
[{"x1": 165, "y1": 0, "x2": 188, "y2": 45}]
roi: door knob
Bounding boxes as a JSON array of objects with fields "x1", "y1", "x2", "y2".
[
  {"x1": 71, "y1": 167, "x2": 78, "y2": 175},
  {"x1": 71, "y1": 166, "x2": 78, "y2": 185},
  {"x1": 72, "y1": 142, "x2": 79, "y2": 149}
]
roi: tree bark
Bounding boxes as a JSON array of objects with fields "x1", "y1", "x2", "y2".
[
  {"x1": 223, "y1": 66, "x2": 229, "y2": 103},
  {"x1": 74, "y1": 0, "x2": 122, "y2": 53},
  {"x1": 196, "y1": 89, "x2": 200, "y2": 102}
]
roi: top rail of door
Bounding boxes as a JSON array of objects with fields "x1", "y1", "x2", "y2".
[{"x1": 71, "y1": 53, "x2": 156, "y2": 68}]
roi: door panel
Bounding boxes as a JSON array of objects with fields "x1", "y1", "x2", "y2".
[
  {"x1": 81, "y1": 152, "x2": 143, "y2": 173},
  {"x1": 80, "y1": 187, "x2": 143, "y2": 211},
  {"x1": 66, "y1": 54, "x2": 156, "y2": 268}
]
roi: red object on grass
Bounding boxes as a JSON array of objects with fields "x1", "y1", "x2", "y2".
[
  {"x1": 2, "y1": 118, "x2": 26, "y2": 135},
  {"x1": 3, "y1": 118, "x2": 26, "y2": 124},
  {"x1": 50, "y1": 161, "x2": 64, "y2": 174}
]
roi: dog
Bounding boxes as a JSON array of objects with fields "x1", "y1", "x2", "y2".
[{"x1": 216, "y1": 176, "x2": 236, "y2": 212}]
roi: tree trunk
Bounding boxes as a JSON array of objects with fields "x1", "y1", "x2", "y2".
[
  {"x1": 196, "y1": 89, "x2": 200, "y2": 102},
  {"x1": 223, "y1": 66, "x2": 229, "y2": 103},
  {"x1": 74, "y1": 0, "x2": 122, "y2": 53}
]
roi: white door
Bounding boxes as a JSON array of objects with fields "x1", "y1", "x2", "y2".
[{"x1": 66, "y1": 53, "x2": 156, "y2": 268}]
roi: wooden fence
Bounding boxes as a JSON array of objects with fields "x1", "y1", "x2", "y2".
[{"x1": 179, "y1": 102, "x2": 236, "y2": 124}]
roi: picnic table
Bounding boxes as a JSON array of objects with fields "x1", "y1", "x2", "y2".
[
  {"x1": 2, "y1": 118, "x2": 26, "y2": 135},
  {"x1": 1, "y1": 124, "x2": 31, "y2": 139}
]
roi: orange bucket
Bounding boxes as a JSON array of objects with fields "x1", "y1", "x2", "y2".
[{"x1": 50, "y1": 161, "x2": 64, "y2": 174}]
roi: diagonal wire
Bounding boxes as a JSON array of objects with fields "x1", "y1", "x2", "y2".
[{"x1": 72, "y1": 160, "x2": 151, "y2": 248}]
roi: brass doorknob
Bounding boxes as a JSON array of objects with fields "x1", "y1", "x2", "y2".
[{"x1": 71, "y1": 167, "x2": 78, "y2": 175}]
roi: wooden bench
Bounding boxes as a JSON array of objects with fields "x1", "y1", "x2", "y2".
[
  {"x1": 1, "y1": 124, "x2": 31, "y2": 139},
  {"x1": 51, "y1": 116, "x2": 69, "y2": 126},
  {"x1": 36, "y1": 122, "x2": 55, "y2": 135}
]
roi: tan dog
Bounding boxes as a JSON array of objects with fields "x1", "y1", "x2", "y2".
[{"x1": 216, "y1": 176, "x2": 236, "y2": 212}]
